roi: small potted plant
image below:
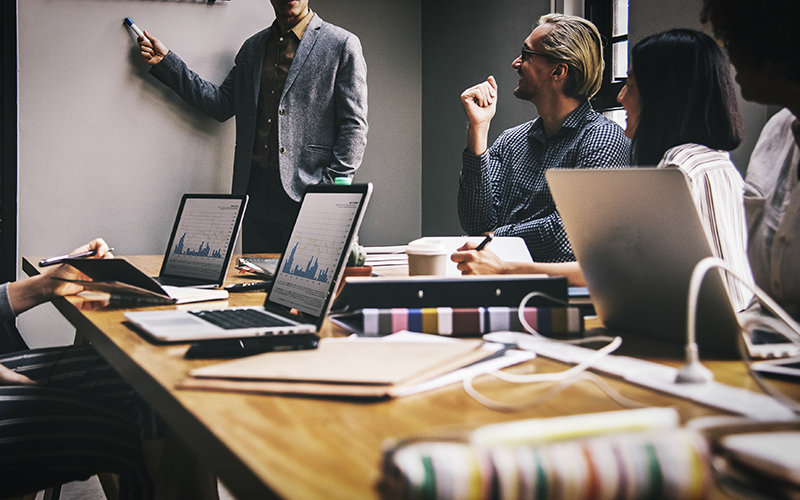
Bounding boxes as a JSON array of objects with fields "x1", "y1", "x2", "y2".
[{"x1": 339, "y1": 236, "x2": 372, "y2": 293}]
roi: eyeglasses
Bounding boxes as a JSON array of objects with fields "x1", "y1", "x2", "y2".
[{"x1": 520, "y1": 45, "x2": 557, "y2": 63}]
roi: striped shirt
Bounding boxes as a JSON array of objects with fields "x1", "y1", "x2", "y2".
[
  {"x1": 458, "y1": 100, "x2": 630, "y2": 262},
  {"x1": 658, "y1": 143, "x2": 754, "y2": 311}
]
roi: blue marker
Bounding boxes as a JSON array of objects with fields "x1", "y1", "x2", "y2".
[{"x1": 124, "y1": 17, "x2": 149, "y2": 42}]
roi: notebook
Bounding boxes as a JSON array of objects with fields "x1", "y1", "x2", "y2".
[
  {"x1": 182, "y1": 336, "x2": 497, "y2": 398},
  {"x1": 60, "y1": 257, "x2": 228, "y2": 305},
  {"x1": 545, "y1": 168, "x2": 741, "y2": 354},
  {"x1": 154, "y1": 194, "x2": 248, "y2": 288},
  {"x1": 124, "y1": 183, "x2": 373, "y2": 343}
]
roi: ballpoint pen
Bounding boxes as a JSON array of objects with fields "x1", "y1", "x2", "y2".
[
  {"x1": 474, "y1": 234, "x2": 493, "y2": 251},
  {"x1": 39, "y1": 247, "x2": 115, "y2": 267}
]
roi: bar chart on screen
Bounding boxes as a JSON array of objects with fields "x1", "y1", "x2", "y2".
[
  {"x1": 282, "y1": 219, "x2": 351, "y2": 285},
  {"x1": 173, "y1": 231, "x2": 226, "y2": 258},
  {"x1": 269, "y1": 192, "x2": 362, "y2": 314},
  {"x1": 161, "y1": 197, "x2": 244, "y2": 279}
]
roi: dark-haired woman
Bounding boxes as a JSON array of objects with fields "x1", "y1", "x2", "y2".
[
  {"x1": 453, "y1": 29, "x2": 754, "y2": 312},
  {"x1": 618, "y1": 28, "x2": 753, "y2": 311}
]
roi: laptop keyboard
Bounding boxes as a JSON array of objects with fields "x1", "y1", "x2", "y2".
[{"x1": 190, "y1": 309, "x2": 295, "y2": 330}]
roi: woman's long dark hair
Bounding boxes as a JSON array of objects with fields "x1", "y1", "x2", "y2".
[{"x1": 630, "y1": 29, "x2": 743, "y2": 166}]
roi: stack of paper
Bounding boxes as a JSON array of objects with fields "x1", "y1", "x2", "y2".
[
  {"x1": 364, "y1": 245, "x2": 408, "y2": 267},
  {"x1": 180, "y1": 333, "x2": 533, "y2": 399}
]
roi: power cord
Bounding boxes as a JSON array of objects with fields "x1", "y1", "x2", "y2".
[
  {"x1": 463, "y1": 291, "x2": 646, "y2": 412},
  {"x1": 683, "y1": 257, "x2": 800, "y2": 414},
  {"x1": 515, "y1": 291, "x2": 615, "y2": 345}
]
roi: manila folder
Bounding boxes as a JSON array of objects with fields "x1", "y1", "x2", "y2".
[{"x1": 182, "y1": 337, "x2": 488, "y2": 398}]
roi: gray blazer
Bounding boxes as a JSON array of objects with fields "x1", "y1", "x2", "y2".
[{"x1": 150, "y1": 14, "x2": 368, "y2": 201}]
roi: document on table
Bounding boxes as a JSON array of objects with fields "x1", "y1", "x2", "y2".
[
  {"x1": 364, "y1": 245, "x2": 408, "y2": 267},
  {"x1": 180, "y1": 332, "x2": 534, "y2": 399}
]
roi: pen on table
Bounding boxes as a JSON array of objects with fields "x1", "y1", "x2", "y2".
[
  {"x1": 39, "y1": 248, "x2": 115, "y2": 267},
  {"x1": 474, "y1": 234, "x2": 493, "y2": 251},
  {"x1": 239, "y1": 260, "x2": 264, "y2": 273}
]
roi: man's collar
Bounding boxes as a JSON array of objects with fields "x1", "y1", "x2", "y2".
[
  {"x1": 271, "y1": 9, "x2": 314, "y2": 40},
  {"x1": 559, "y1": 100, "x2": 593, "y2": 130},
  {"x1": 792, "y1": 118, "x2": 800, "y2": 150},
  {"x1": 530, "y1": 100, "x2": 593, "y2": 138}
]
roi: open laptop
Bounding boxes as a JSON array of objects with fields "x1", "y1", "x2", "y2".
[
  {"x1": 154, "y1": 194, "x2": 248, "y2": 288},
  {"x1": 546, "y1": 168, "x2": 741, "y2": 355},
  {"x1": 125, "y1": 183, "x2": 373, "y2": 343}
]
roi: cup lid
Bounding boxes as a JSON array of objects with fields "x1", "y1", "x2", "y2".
[{"x1": 406, "y1": 239, "x2": 447, "y2": 255}]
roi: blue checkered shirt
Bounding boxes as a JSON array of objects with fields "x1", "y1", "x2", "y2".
[{"x1": 458, "y1": 100, "x2": 630, "y2": 262}]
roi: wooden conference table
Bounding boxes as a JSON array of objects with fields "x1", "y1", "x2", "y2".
[{"x1": 22, "y1": 255, "x2": 800, "y2": 500}]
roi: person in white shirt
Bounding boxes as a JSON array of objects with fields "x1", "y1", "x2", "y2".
[{"x1": 702, "y1": 0, "x2": 800, "y2": 320}]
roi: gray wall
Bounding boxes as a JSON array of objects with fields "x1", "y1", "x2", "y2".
[
  {"x1": 421, "y1": 0, "x2": 551, "y2": 237},
  {"x1": 17, "y1": 0, "x2": 421, "y2": 347}
]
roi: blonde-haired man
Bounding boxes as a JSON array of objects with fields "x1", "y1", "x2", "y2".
[{"x1": 458, "y1": 14, "x2": 629, "y2": 263}]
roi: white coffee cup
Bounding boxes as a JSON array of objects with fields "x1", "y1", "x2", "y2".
[{"x1": 406, "y1": 239, "x2": 448, "y2": 276}]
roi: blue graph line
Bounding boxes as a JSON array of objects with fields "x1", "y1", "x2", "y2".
[
  {"x1": 282, "y1": 243, "x2": 331, "y2": 283},
  {"x1": 173, "y1": 233, "x2": 224, "y2": 259}
]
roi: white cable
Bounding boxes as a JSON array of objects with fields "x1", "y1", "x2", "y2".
[
  {"x1": 683, "y1": 257, "x2": 800, "y2": 413},
  {"x1": 516, "y1": 291, "x2": 615, "y2": 344},
  {"x1": 463, "y1": 291, "x2": 645, "y2": 412},
  {"x1": 468, "y1": 259, "x2": 800, "y2": 414},
  {"x1": 463, "y1": 371, "x2": 648, "y2": 413},
  {"x1": 678, "y1": 258, "x2": 723, "y2": 383},
  {"x1": 738, "y1": 315, "x2": 800, "y2": 415},
  {"x1": 489, "y1": 336, "x2": 622, "y2": 383},
  {"x1": 689, "y1": 257, "x2": 800, "y2": 344}
]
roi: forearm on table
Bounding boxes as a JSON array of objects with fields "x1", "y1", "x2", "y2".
[
  {"x1": 6, "y1": 275, "x2": 53, "y2": 317},
  {"x1": 521, "y1": 261, "x2": 584, "y2": 287}
]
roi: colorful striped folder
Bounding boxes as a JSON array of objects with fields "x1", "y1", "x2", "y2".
[{"x1": 329, "y1": 306, "x2": 584, "y2": 337}]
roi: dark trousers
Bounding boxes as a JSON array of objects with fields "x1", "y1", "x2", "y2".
[
  {"x1": 242, "y1": 168, "x2": 302, "y2": 253},
  {"x1": 0, "y1": 346, "x2": 163, "y2": 499}
]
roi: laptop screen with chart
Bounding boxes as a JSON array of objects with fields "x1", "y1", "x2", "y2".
[
  {"x1": 124, "y1": 184, "x2": 372, "y2": 342},
  {"x1": 269, "y1": 187, "x2": 368, "y2": 316},
  {"x1": 157, "y1": 194, "x2": 248, "y2": 287}
]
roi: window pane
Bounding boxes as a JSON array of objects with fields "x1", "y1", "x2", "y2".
[
  {"x1": 613, "y1": 0, "x2": 629, "y2": 37},
  {"x1": 603, "y1": 109, "x2": 627, "y2": 130},
  {"x1": 612, "y1": 40, "x2": 629, "y2": 81}
]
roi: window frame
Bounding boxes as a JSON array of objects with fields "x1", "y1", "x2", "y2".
[{"x1": 585, "y1": 0, "x2": 628, "y2": 112}]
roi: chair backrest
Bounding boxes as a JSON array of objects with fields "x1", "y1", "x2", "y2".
[{"x1": 0, "y1": 320, "x2": 29, "y2": 354}]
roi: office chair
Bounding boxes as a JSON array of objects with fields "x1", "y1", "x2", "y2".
[
  {"x1": 0, "y1": 320, "x2": 29, "y2": 354},
  {"x1": 0, "y1": 319, "x2": 120, "y2": 500}
]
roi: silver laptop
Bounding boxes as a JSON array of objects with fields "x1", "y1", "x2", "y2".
[
  {"x1": 154, "y1": 194, "x2": 248, "y2": 288},
  {"x1": 125, "y1": 183, "x2": 373, "y2": 343},
  {"x1": 546, "y1": 168, "x2": 740, "y2": 354}
]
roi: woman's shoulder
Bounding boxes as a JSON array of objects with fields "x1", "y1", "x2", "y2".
[
  {"x1": 660, "y1": 143, "x2": 733, "y2": 169},
  {"x1": 660, "y1": 143, "x2": 741, "y2": 184}
]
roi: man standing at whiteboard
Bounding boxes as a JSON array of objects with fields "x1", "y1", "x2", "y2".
[{"x1": 136, "y1": 0, "x2": 368, "y2": 253}]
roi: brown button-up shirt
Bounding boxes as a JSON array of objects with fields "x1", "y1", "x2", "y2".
[{"x1": 252, "y1": 10, "x2": 314, "y2": 171}]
